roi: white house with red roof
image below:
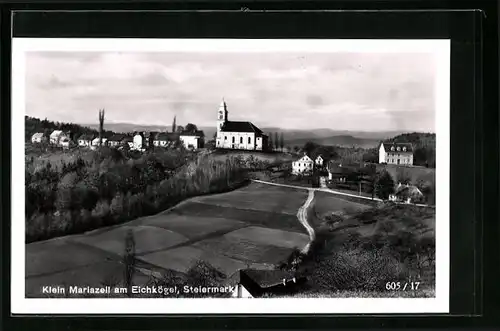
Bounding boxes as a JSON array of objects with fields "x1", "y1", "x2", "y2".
[
  {"x1": 215, "y1": 99, "x2": 269, "y2": 151},
  {"x1": 378, "y1": 142, "x2": 414, "y2": 165}
]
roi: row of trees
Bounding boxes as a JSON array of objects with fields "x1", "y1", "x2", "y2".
[
  {"x1": 267, "y1": 132, "x2": 285, "y2": 152},
  {"x1": 25, "y1": 147, "x2": 248, "y2": 242},
  {"x1": 25, "y1": 116, "x2": 114, "y2": 143}
]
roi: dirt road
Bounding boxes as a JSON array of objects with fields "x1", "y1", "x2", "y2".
[{"x1": 296, "y1": 189, "x2": 316, "y2": 254}]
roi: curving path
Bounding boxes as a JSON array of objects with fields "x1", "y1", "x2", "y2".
[{"x1": 296, "y1": 189, "x2": 316, "y2": 254}]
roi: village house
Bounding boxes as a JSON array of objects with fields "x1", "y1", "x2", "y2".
[
  {"x1": 379, "y1": 142, "x2": 414, "y2": 165},
  {"x1": 327, "y1": 161, "x2": 348, "y2": 183},
  {"x1": 132, "y1": 132, "x2": 146, "y2": 151},
  {"x1": 315, "y1": 155, "x2": 324, "y2": 167},
  {"x1": 232, "y1": 269, "x2": 306, "y2": 298},
  {"x1": 59, "y1": 136, "x2": 71, "y2": 149},
  {"x1": 389, "y1": 183, "x2": 424, "y2": 204},
  {"x1": 122, "y1": 136, "x2": 134, "y2": 149},
  {"x1": 49, "y1": 130, "x2": 68, "y2": 145},
  {"x1": 292, "y1": 154, "x2": 314, "y2": 175},
  {"x1": 31, "y1": 132, "x2": 47, "y2": 144},
  {"x1": 215, "y1": 99, "x2": 268, "y2": 151},
  {"x1": 180, "y1": 131, "x2": 204, "y2": 150},
  {"x1": 107, "y1": 134, "x2": 127, "y2": 147},
  {"x1": 153, "y1": 133, "x2": 170, "y2": 147},
  {"x1": 91, "y1": 136, "x2": 108, "y2": 149},
  {"x1": 78, "y1": 134, "x2": 94, "y2": 147}
]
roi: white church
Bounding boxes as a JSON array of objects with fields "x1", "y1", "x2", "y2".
[{"x1": 215, "y1": 99, "x2": 269, "y2": 151}]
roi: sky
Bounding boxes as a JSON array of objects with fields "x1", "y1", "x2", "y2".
[{"x1": 25, "y1": 51, "x2": 437, "y2": 132}]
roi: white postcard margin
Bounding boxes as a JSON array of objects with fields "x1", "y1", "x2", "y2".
[{"x1": 11, "y1": 38, "x2": 450, "y2": 314}]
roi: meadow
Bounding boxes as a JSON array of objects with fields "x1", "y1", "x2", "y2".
[
  {"x1": 282, "y1": 202, "x2": 436, "y2": 298},
  {"x1": 26, "y1": 182, "x2": 312, "y2": 297}
]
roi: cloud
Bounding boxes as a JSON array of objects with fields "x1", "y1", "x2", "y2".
[{"x1": 25, "y1": 50, "x2": 437, "y2": 131}]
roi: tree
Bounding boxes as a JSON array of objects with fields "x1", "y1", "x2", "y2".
[
  {"x1": 123, "y1": 229, "x2": 136, "y2": 297},
  {"x1": 375, "y1": 170, "x2": 395, "y2": 200},
  {"x1": 268, "y1": 133, "x2": 274, "y2": 151},
  {"x1": 274, "y1": 132, "x2": 279, "y2": 151},
  {"x1": 176, "y1": 125, "x2": 184, "y2": 133},
  {"x1": 171, "y1": 115, "x2": 177, "y2": 133},
  {"x1": 279, "y1": 133, "x2": 284, "y2": 152},
  {"x1": 98, "y1": 108, "x2": 105, "y2": 148},
  {"x1": 185, "y1": 123, "x2": 198, "y2": 133},
  {"x1": 303, "y1": 141, "x2": 319, "y2": 155},
  {"x1": 396, "y1": 168, "x2": 412, "y2": 185}
]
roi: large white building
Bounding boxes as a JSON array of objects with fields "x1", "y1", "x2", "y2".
[
  {"x1": 292, "y1": 154, "x2": 314, "y2": 175},
  {"x1": 378, "y1": 142, "x2": 414, "y2": 165},
  {"x1": 215, "y1": 99, "x2": 268, "y2": 151}
]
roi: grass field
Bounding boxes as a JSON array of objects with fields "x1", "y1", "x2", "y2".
[
  {"x1": 286, "y1": 202, "x2": 436, "y2": 298},
  {"x1": 313, "y1": 191, "x2": 372, "y2": 221},
  {"x1": 210, "y1": 150, "x2": 296, "y2": 164},
  {"x1": 375, "y1": 163, "x2": 435, "y2": 184},
  {"x1": 189, "y1": 182, "x2": 308, "y2": 215}
]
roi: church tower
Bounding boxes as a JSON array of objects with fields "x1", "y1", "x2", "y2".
[{"x1": 217, "y1": 98, "x2": 228, "y2": 132}]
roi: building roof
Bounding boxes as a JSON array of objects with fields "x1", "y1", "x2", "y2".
[
  {"x1": 122, "y1": 136, "x2": 133, "y2": 142},
  {"x1": 50, "y1": 130, "x2": 63, "y2": 138},
  {"x1": 108, "y1": 134, "x2": 127, "y2": 142},
  {"x1": 154, "y1": 133, "x2": 169, "y2": 141},
  {"x1": 32, "y1": 132, "x2": 44, "y2": 139},
  {"x1": 381, "y1": 142, "x2": 413, "y2": 153},
  {"x1": 180, "y1": 130, "x2": 204, "y2": 137},
  {"x1": 295, "y1": 155, "x2": 314, "y2": 163},
  {"x1": 78, "y1": 134, "x2": 95, "y2": 140},
  {"x1": 220, "y1": 121, "x2": 264, "y2": 134},
  {"x1": 242, "y1": 269, "x2": 297, "y2": 288},
  {"x1": 395, "y1": 184, "x2": 423, "y2": 197},
  {"x1": 154, "y1": 132, "x2": 179, "y2": 141}
]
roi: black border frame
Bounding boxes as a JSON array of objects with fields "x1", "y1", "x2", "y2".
[{"x1": 1, "y1": 1, "x2": 498, "y2": 329}]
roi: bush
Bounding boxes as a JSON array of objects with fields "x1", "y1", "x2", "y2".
[
  {"x1": 26, "y1": 149, "x2": 249, "y2": 241},
  {"x1": 91, "y1": 200, "x2": 110, "y2": 226},
  {"x1": 375, "y1": 170, "x2": 395, "y2": 200}
]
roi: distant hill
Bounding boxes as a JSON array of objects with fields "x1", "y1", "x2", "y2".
[
  {"x1": 82, "y1": 122, "x2": 402, "y2": 145},
  {"x1": 82, "y1": 122, "x2": 168, "y2": 134},
  {"x1": 286, "y1": 135, "x2": 379, "y2": 149}
]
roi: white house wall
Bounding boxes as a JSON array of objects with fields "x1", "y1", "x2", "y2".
[
  {"x1": 255, "y1": 137, "x2": 263, "y2": 151},
  {"x1": 378, "y1": 144, "x2": 386, "y2": 163},
  {"x1": 180, "y1": 135, "x2": 200, "y2": 150},
  {"x1": 133, "y1": 135, "x2": 143, "y2": 150},
  {"x1": 216, "y1": 132, "x2": 257, "y2": 150}
]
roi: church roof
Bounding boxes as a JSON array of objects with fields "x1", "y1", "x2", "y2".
[{"x1": 220, "y1": 121, "x2": 264, "y2": 134}]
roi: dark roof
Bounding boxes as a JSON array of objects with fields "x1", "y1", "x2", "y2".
[
  {"x1": 153, "y1": 132, "x2": 180, "y2": 141},
  {"x1": 242, "y1": 269, "x2": 296, "y2": 288},
  {"x1": 180, "y1": 130, "x2": 205, "y2": 137},
  {"x1": 122, "y1": 136, "x2": 133, "y2": 142},
  {"x1": 108, "y1": 134, "x2": 126, "y2": 142},
  {"x1": 381, "y1": 142, "x2": 413, "y2": 153},
  {"x1": 395, "y1": 185, "x2": 423, "y2": 197},
  {"x1": 220, "y1": 121, "x2": 264, "y2": 135},
  {"x1": 154, "y1": 133, "x2": 169, "y2": 141},
  {"x1": 78, "y1": 134, "x2": 95, "y2": 140}
]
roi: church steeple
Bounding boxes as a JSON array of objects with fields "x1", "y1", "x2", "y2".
[{"x1": 217, "y1": 97, "x2": 228, "y2": 132}]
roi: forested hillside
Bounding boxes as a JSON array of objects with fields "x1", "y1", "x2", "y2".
[
  {"x1": 385, "y1": 132, "x2": 436, "y2": 168},
  {"x1": 25, "y1": 116, "x2": 114, "y2": 141}
]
